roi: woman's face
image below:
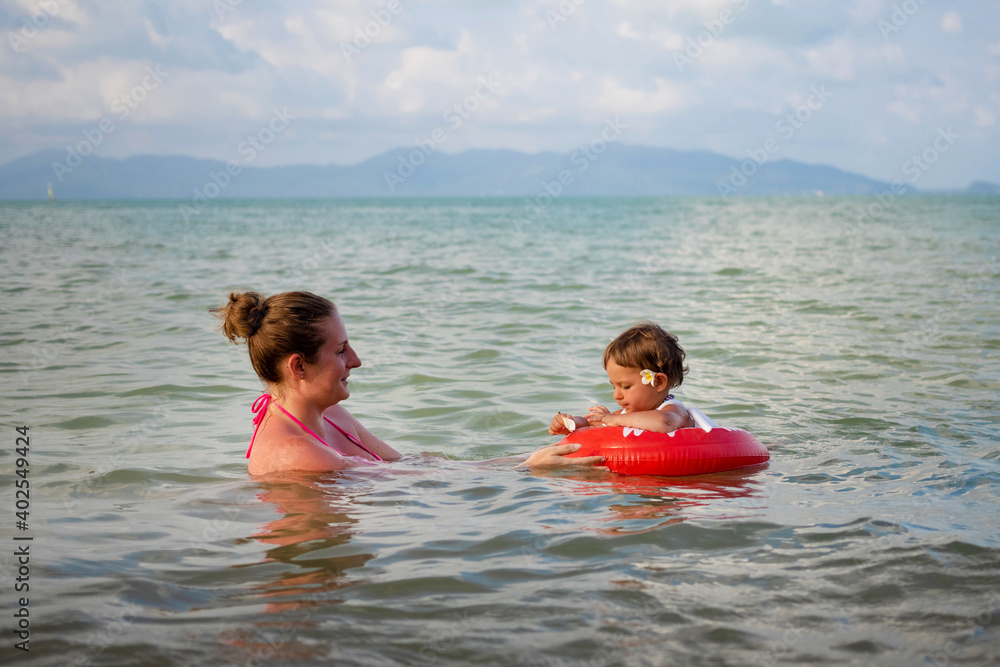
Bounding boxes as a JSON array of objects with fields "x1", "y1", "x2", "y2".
[{"x1": 305, "y1": 312, "x2": 361, "y2": 404}]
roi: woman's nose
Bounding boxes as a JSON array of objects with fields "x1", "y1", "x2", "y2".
[{"x1": 348, "y1": 346, "x2": 361, "y2": 368}]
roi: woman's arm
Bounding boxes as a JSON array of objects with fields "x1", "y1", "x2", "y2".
[
  {"x1": 324, "y1": 404, "x2": 403, "y2": 461},
  {"x1": 513, "y1": 443, "x2": 607, "y2": 469}
]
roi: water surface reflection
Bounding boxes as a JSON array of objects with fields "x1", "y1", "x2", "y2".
[{"x1": 222, "y1": 475, "x2": 373, "y2": 663}]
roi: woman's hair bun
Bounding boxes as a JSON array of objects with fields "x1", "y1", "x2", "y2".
[
  {"x1": 212, "y1": 291, "x2": 268, "y2": 343},
  {"x1": 212, "y1": 290, "x2": 335, "y2": 385}
]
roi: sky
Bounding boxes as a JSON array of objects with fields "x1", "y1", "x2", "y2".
[{"x1": 1, "y1": 0, "x2": 997, "y2": 189}]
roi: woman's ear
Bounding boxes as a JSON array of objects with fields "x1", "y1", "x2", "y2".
[{"x1": 283, "y1": 353, "x2": 307, "y2": 381}]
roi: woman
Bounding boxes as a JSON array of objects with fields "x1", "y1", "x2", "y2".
[{"x1": 214, "y1": 291, "x2": 604, "y2": 475}]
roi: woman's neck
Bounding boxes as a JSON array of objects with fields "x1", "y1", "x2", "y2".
[{"x1": 270, "y1": 388, "x2": 330, "y2": 434}]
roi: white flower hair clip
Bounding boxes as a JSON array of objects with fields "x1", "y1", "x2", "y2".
[{"x1": 640, "y1": 369, "x2": 656, "y2": 385}]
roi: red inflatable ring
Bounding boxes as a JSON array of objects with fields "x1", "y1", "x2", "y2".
[{"x1": 561, "y1": 425, "x2": 769, "y2": 476}]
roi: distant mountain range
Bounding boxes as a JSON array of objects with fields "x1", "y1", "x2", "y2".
[
  {"x1": 966, "y1": 181, "x2": 1000, "y2": 194},
  {"x1": 0, "y1": 145, "x2": 995, "y2": 200}
]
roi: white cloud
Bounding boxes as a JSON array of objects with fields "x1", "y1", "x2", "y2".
[
  {"x1": 697, "y1": 39, "x2": 785, "y2": 71},
  {"x1": 941, "y1": 12, "x2": 962, "y2": 33},
  {"x1": 885, "y1": 72, "x2": 970, "y2": 125},
  {"x1": 376, "y1": 31, "x2": 481, "y2": 115},
  {"x1": 586, "y1": 76, "x2": 686, "y2": 115},
  {"x1": 807, "y1": 39, "x2": 856, "y2": 81},
  {"x1": 515, "y1": 107, "x2": 556, "y2": 123},
  {"x1": 513, "y1": 32, "x2": 530, "y2": 55},
  {"x1": 973, "y1": 105, "x2": 995, "y2": 128},
  {"x1": 616, "y1": 21, "x2": 643, "y2": 40},
  {"x1": 881, "y1": 44, "x2": 905, "y2": 65},
  {"x1": 0, "y1": 57, "x2": 182, "y2": 122},
  {"x1": 609, "y1": 0, "x2": 742, "y2": 19},
  {"x1": 395, "y1": 31, "x2": 477, "y2": 85},
  {"x1": 885, "y1": 100, "x2": 920, "y2": 124},
  {"x1": 213, "y1": 10, "x2": 355, "y2": 79},
  {"x1": 0, "y1": 0, "x2": 997, "y2": 188},
  {"x1": 5, "y1": 0, "x2": 89, "y2": 53},
  {"x1": 649, "y1": 29, "x2": 685, "y2": 51},
  {"x1": 845, "y1": 0, "x2": 884, "y2": 24}
]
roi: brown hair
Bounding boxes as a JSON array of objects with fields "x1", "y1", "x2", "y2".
[
  {"x1": 211, "y1": 291, "x2": 335, "y2": 385},
  {"x1": 603, "y1": 322, "x2": 688, "y2": 389}
]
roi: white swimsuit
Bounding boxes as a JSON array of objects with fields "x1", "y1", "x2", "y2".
[{"x1": 622, "y1": 395, "x2": 718, "y2": 431}]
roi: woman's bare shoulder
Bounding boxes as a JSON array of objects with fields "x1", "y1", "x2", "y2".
[
  {"x1": 248, "y1": 433, "x2": 347, "y2": 475},
  {"x1": 323, "y1": 402, "x2": 355, "y2": 421}
]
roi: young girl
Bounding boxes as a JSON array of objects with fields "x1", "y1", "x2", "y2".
[{"x1": 549, "y1": 323, "x2": 711, "y2": 436}]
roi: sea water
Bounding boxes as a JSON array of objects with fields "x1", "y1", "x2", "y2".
[{"x1": 1, "y1": 196, "x2": 998, "y2": 666}]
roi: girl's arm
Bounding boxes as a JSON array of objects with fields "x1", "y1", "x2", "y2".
[{"x1": 587, "y1": 405, "x2": 692, "y2": 434}]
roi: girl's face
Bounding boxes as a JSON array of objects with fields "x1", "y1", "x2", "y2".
[{"x1": 605, "y1": 360, "x2": 666, "y2": 412}]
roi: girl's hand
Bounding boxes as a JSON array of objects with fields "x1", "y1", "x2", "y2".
[
  {"x1": 586, "y1": 405, "x2": 611, "y2": 426},
  {"x1": 519, "y1": 443, "x2": 607, "y2": 469},
  {"x1": 548, "y1": 412, "x2": 579, "y2": 435}
]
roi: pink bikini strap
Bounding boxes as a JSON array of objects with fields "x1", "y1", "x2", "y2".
[
  {"x1": 322, "y1": 416, "x2": 382, "y2": 461},
  {"x1": 247, "y1": 393, "x2": 273, "y2": 458},
  {"x1": 247, "y1": 393, "x2": 382, "y2": 462}
]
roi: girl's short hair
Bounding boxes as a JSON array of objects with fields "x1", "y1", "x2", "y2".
[
  {"x1": 212, "y1": 291, "x2": 335, "y2": 385},
  {"x1": 603, "y1": 322, "x2": 688, "y2": 389}
]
